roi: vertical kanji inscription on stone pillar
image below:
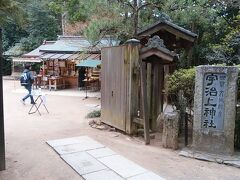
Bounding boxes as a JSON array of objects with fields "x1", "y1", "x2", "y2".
[
  {"x1": 202, "y1": 73, "x2": 226, "y2": 131},
  {"x1": 193, "y1": 66, "x2": 239, "y2": 154}
]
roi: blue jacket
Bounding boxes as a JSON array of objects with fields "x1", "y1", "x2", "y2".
[{"x1": 23, "y1": 69, "x2": 34, "y2": 85}]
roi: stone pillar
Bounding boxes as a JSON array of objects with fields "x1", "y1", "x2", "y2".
[
  {"x1": 193, "y1": 66, "x2": 239, "y2": 154},
  {"x1": 162, "y1": 111, "x2": 179, "y2": 150}
]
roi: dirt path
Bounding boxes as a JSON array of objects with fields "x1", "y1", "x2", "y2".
[{"x1": 0, "y1": 80, "x2": 240, "y2": 180}]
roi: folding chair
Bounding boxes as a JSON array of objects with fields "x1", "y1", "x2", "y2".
[{"x1": 28, "y1": 89, "x2": 49, "y2": 116}]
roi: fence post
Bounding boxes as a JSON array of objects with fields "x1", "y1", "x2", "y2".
[
  {"x1": 0, "y1": 28, "x2": 6, "y2": 170},
  {"x1": 178, "y1": 90, "x2": 188, "y2": 146}
]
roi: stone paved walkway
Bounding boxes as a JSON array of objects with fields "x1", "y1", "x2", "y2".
[{"x1": 47, "y1": 136, "x2": 165, "y2": 180}]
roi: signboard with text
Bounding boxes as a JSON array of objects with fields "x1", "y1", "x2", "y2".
[{"x1": 202, "y1": 73, "x2": 226, "y2": 130}]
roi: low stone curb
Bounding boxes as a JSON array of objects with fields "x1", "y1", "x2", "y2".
[{"x1": 179, "y1": 148, "x2": 240, "y2": 168}]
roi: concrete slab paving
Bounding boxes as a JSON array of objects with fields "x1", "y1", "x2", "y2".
[
  {"x1": 47, "y1": 136, "x2": 165, "y2": 180},
  {"x1": 82, "y1": 169, "x2": 124, "y2": 180},
  {"x1": 47, "y1": 137, "x2": 84, "y2": 147},
  {"x1": 54, "y1": 142, "x2": 104, "y2": 155},
  {"x1": 61, "y1": 151, "x2": 108, "y2": 175},
  {"x1": 48, "y1": 136, "x2": 104, "y2": 155},
  {"x1": 87, "y1": 147, "x2": 116, "y2": 158},
  {"x1": 127, "y1": 172, "x2": 165, "y2": 180},
  {"x1": 98, "y1": 154, "x2": 147, "y2": 178},
  {"x1": 47, "y1": 136, "x2": 103, "y2": 148}
]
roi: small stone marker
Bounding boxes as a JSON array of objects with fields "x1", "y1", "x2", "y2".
[
  {"x1": 162, "y1": 111, "x2": 179, "y2": 150},
  {"x1": 193, "y1": 66, "x2": 239, "y2": 154}
]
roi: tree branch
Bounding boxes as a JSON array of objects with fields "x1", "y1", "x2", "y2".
[
  {"x1": 118, "y1": 0, "x2": 135, "y2": 10},
  {"x1": 137, "y1": 1, "x2": 162, "y2": 11}
]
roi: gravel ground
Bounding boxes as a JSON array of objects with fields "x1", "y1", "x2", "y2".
[{"x1": 0, "y1": 79, "x2": 240, "y2": 180}]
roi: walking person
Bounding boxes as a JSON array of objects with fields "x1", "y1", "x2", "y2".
[{"x1": 20, "y1": 64, "x2": 35, "y2": 105}]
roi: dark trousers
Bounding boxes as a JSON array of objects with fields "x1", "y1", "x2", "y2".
[{"x1": 22, "y1": 85, "x2": 34, "y2": 103}]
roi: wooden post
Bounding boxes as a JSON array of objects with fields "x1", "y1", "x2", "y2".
[
  {"x1": 186, "y1": 46, "x2": 193, "y2": 67},
  {"x1": 151, "y1": 62, "x2": 163, "y2": 131},
  {"x1": 146, "y1": 63, "x2": 152, "y2": 122},
  {"x1": 0, "y1": 28, "x2": 6, "y2": 170},
  {"x1": 185, "y1": 112, "x2": 188, "y2": 146},
  {"x1": 164, "y1": 65, "x2": 170, "y2": 107},
  {"x1": 42, "y1": 61, "x2": 45, "y2": 76},
  {"x1": 140, "y1": 61, "x2": 150, "y2": 144}
]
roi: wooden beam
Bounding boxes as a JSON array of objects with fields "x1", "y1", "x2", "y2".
[
  {"x1": 0, "y1": 28, "x2": 5, "y2": 170},
  {"x1": 138, "y1": 24, "x2": 196, "y2": 43},
  {"x1": 163, "y1": 26, "x2": 196, "y2": 43},
  {"x1": 140, "y1": 50, "x2": 174, "y2": 62},
  {"x1": 140, "y1": 61, "x2": 150, "y2": 144}
]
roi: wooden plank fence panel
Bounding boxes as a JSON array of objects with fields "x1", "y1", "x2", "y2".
[{"x1": 101, "y1": 46, "x2": 126, "y2": 131}]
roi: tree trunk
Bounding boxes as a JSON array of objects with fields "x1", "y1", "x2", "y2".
[
  {"x1": 0, "y1": 28, "x2": 6, "y2": 170},
  {"x1": 133, "y1": 0, "x2": 138, "y2": 38}
]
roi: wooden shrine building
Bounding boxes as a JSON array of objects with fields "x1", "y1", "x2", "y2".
[
  {"x1": 12, "y1": 36, "x2": 119, "y2": 90},
  {"x1": 101, "y1": 20, "x2": 197, "y2": 144}
]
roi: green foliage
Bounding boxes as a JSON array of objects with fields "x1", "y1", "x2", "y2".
[
  {"x1": 84, "y1": 19, "x2": 122, "y2": 45},
  {"x1": 2, "y1": 57, "x2": 12, "y2": 75},
  {"x1": 166, "y1": 68, "x2": 195, "y2": 109},
  {"x1": 66, "y1": 0, "x2": 90, "y2": 22},
  {"x1": 2, "y1": 0, "x2": 60, "y2": 54},
  {"x1": 19, "y1": 2, "x2": 60, "y2": 51},
  {"x1": 48, "y1": 0, "x2": 104, "y2": 23},
  {"x1": 207, "y1": 15, "x2": 240, "y2": 65},
  {"x1": 0, "y1": 0, "x2": 25, "y2": 25},
  {"x1": 84, "y1": 20, "x2": 106, "y2": 45},
  {"x1": 48, "y1": 0, "x2": 65, "y2": 14},
  {"x1": 31, "y1": 63, "x2": 41, "y2": 74},
  {"x1": 2, "y1": 0, "x2": 239, "y2": 69},
  {"x1": 162, "y1": 0, "x2": 240, "y2": 67},
  {"x1": 80, "y1": 0, "x2": 134, "y2": 43},
  {"x1": 86, "y1": 110, "x2": 101, "y2": 118},
  {"x1": 2, "y1": 22, "x2": 28, "y2": 51}
]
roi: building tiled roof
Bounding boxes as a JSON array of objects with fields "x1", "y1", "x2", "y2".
[
  {"x1": 22, "y1": 41, "x2": 55, "y2": 58},
  {"x1": 14, "y1": 36, "x2": 119, "y2": 62},
  {"x1": 138, "y1": 20, "x2": 198, "y2": 39},
  {"x1": 39, "y1": 36, "x2": 120, "y2": 53}
]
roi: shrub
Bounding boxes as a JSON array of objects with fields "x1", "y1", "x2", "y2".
[
  {"x1": 86, "y1": 110, "x2": 101, "y2": 118},
  {"x1": 166, "y1": 68, "x2": 195, "y2": 110}
]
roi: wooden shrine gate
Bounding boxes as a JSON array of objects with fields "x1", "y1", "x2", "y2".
[
  {"x1": 101, "y1": 37, "x2": 177, "y2": 144},
  {"x1": 101, "y1": 21, "x2": 197, "y2": 144}
]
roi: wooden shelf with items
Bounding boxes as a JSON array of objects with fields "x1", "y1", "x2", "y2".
[
  {"x1": 61, "y1": 61, "x2": 78, "y2": 88},
  {"x1": 42, "y1": 60, "x2": 79, "y2": 89},
  {"x1": 89, "y1": 68, "x2": 100, "y2": 82},
  {"x1": 65, "y1": 61, "x2": 76, "y2": 76},
  {"x1": 83, "y1": 68, "x2": 101, "y2": 91},
  {"x1": 58, "y1": 61, "x2": 66, "y2": 76}
]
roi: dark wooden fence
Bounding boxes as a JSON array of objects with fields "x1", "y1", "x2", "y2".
[{"x1": 235, "y1": 76, "x2": 240, "y2": 150}]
